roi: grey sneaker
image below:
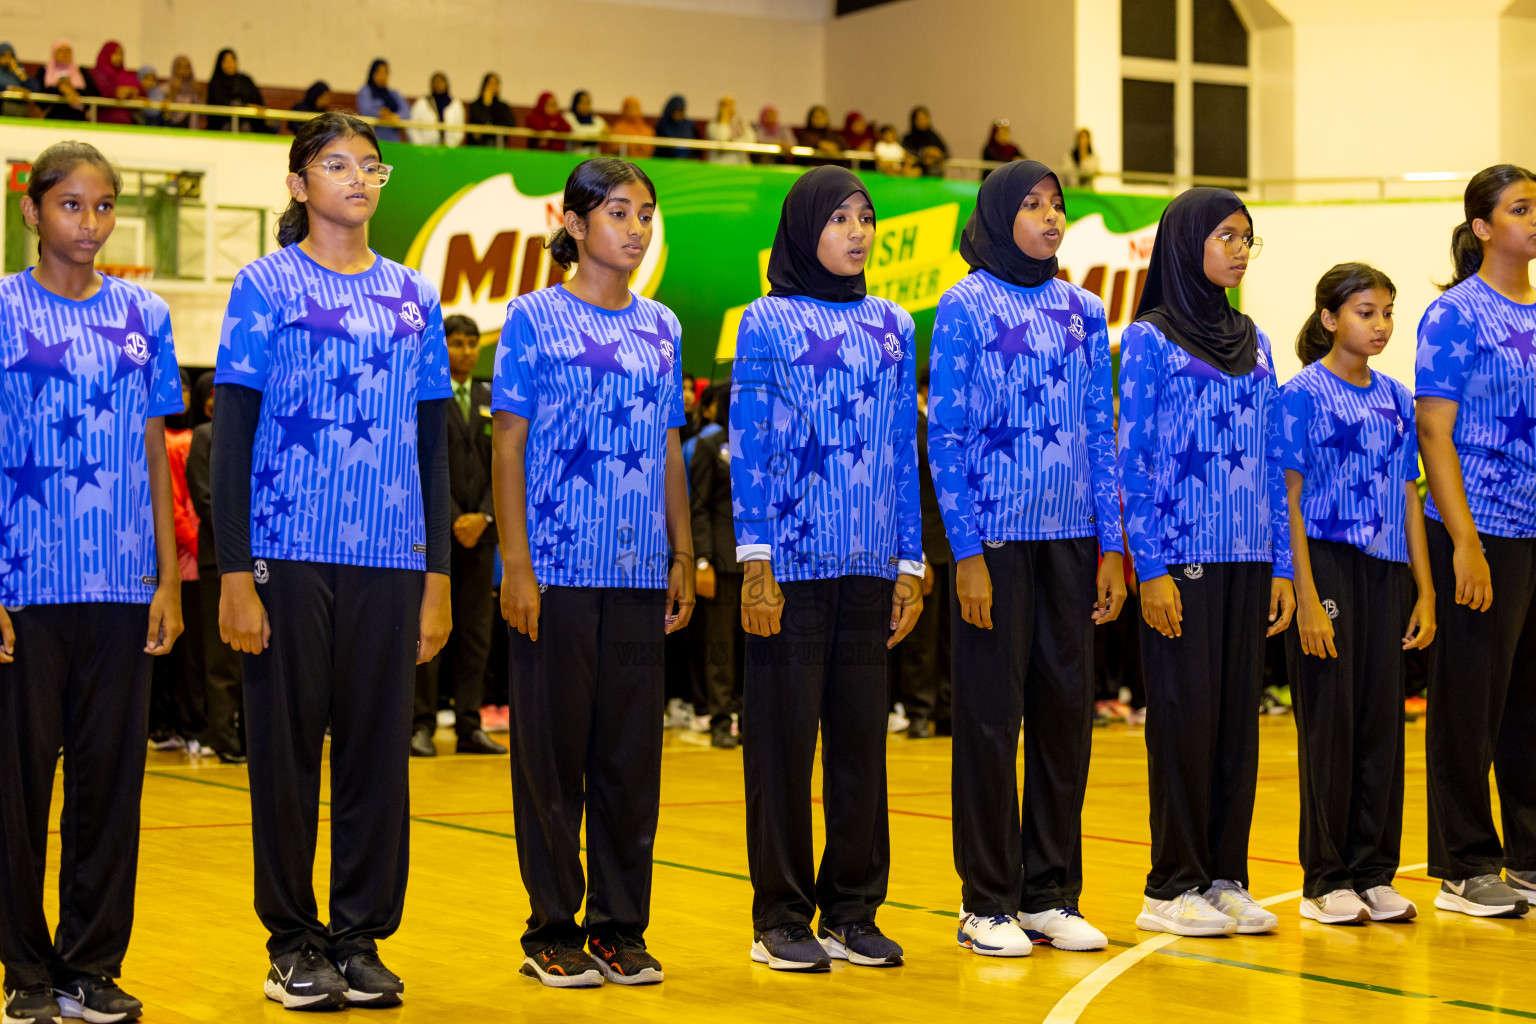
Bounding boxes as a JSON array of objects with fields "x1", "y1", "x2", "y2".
[
  {"x1": 1507, "y1": 869, "x2": 1536, "y2": 905},
  {"x1": 1433, "y1": 875, "x2": 1531, "y2": 918},
  {"x1": 1203, "y1": 880, "x2": 1279, "y2": 933}
]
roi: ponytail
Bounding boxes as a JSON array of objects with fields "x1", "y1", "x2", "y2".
[
  {"x1": 276, "y1": 199, "x2": 309, "y2": 248},
  {"x1": 276, "y1": 111, "x2": 380, "y2": 248},
  {"x1": 1295, "y1": 261, "x2": 1395, "y2": 366},
  {"x1": 1295, "y1": 310, "x2": 1332, "y2": 366},
  {"x1": 545, "y1": 156, "x2": 657, "y2": 269},
  {"x1": 1441, "y1": 163, "x2": 1536, "y2": 291}
]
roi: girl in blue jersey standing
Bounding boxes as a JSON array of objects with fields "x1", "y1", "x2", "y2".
[
  {"x1": 1117, "y1": 187, "x2": 1295, "y2": 937},
  {"x1": 213, "y1": 112, "x2": 453, "y2": 1010},
  {"x1": 1416, "y1": 163, "x2": 1536, "y2": 918},
  {"x1": 0, "y1": 141, "x2": 183, "y2": 1024},
  {"x1": 1278, "y1": 262, "x2": 1434, "y2": 925},
  {"x1": 928, "y1": 161, "x2": 1125, "y2": 957},
  {"x1": 492, "y1": 157, "x2": 694, "y2": 988},
  {"x1": 731, "y1": 166, "x2": 924, "y2": 972}
]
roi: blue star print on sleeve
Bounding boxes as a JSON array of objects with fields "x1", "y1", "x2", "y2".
[
  {"x1": 0, "y1": 272, "x2": 182, "y2": 604},
  {"x1": 1415, "y1": 276, "x2": 1536, "y2": 538},
  {"x1": 213, "y1": 246, "x2": 452, "y2": 570},
  {"x1": 1117, "y1": 320, "x2": 1292, "y2": 582},
  {"x1": 926, "y1": 271, "x2": 1122, "y2": 562},
  {"x1": 729, "y1": 295, "x2": 922, "y2": 583},
  {"x1": 491, "y1": 284, "x2": 685, "y2": 589}
]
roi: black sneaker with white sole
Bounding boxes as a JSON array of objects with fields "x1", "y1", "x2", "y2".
[
  {"x1": 3, "y1": 986, "x2": 60, "y2": 1024},
  {"x1": 336, "y1": 952, "x2": 404, "y2": 1007},
  {"x1": 750, "y1": 924, "x2": 831, "y2": 972},
  {"x1": 263, "y1": 946, "x2": 349, "y2": 1011},
  {"x1": 1433, "y1": 875, "x2": 1531, "y2": 918},
  {"x1": 51, "y1": 977, "x2": 141, "y2": 1023},
  {"x1": 817, "y1": 921, "x2": 905, "y2": 967},
  {"x1": 519, "y1": 943, "x2": 603, "y2": 988},
  {"x1": 587, "y1": 937, "x2": 664, "y2": 985}
]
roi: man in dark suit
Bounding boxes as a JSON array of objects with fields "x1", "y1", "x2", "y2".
[
  {"x1": 690, "y1": 381, "x2": 744, "y2": 749},
  {"x1": 412, "y1": 316, "x2": 507, "y2": 756}
]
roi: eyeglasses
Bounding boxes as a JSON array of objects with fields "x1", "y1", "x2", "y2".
[
  {"x1": 1211, "y1": 231, "x2": 1263, "y2": 258},
  {"x1": 304, "y1": 159, "x2": 393, "y2": 188}
]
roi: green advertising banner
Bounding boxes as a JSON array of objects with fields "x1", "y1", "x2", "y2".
[{"x1": 368, "y1": 143, "x2": 1172, "y2": 377}]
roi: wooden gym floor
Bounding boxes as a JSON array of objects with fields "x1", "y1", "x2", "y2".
[{"x1": 52, "y1": 715, "x2": 1534, "y2": 1022}]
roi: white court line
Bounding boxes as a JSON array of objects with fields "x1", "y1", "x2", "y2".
[{"x1": 1041, "y1": 862, "x2": 1430, "y2": 1024}]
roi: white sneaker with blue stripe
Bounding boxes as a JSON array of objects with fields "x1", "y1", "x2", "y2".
[
  {"x1": 956, "y1": 907, "x2": 1032, "y2": 957},
  {"x1": 1019, "y1": 906, "x2": 1108, "y2": 951}
]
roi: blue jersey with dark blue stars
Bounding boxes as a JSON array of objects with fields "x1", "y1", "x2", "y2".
[
  {"x1": 1415, "y1": 274, "x2": 1536, "y2": 538},
  {"x1": 1276, "y1": 362, "x2": 1417, "y2": 563},
  {"x1": 728, "y1": 294, "x2": 923, "y2": 583},
  {"x1": 492, "y1": 285, "x2": 686, "y2": 589},
  {"x1": 214, "y1": 246, "x2": 452, "y2": 571},
  {"x1": 1117, "y1": 321, "x2": 1292, "y2": 582},
  {"x1": 0, "y1": 271, "x2": 183, "y2": 604},
  {"x1": 926, "y1": 271, "x2": 1121, "y2": 561}
]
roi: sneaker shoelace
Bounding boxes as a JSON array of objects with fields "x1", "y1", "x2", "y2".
[
  {"x1": 1169, "y1": 890, "x2": 1214, "y2": 916},
  {"x1": 1214, "y1": 883, "x2": 1260, "y2": 907},
  {"x1": 1056, "y1": 907, "x2": 1085, "y2": 920}
]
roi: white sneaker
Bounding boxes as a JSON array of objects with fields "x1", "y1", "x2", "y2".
[
  {"x1": 1203, "y1": 880, "x2": 1279, "y2": 933},
  {"x1": 887, "y1": 703, "x2": 910, "y2": 733},
  {"x1": 1299, "y1": 889, "x2": 1369, "y2": 925},
  {"x1": 1136, "y1": 890, "x2": 1237, "y2": 937},
  {"x1": 956, "y1": 907, "x2": 1032, "y2": 957},
  {"x1": 1358, "y1": 885, "x2": 1417, "y2": 922},
  {"x1": 1019, "y1": 907, "x2": 1107, "y2": 951}
]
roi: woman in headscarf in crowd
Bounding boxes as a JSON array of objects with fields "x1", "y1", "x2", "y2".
[
  {"x1": 204, "y1": 49, "x2": 266, "y2": 132},
  {"x1": 980, "y1": 118, "x2": 1022, "y2": 179},
  {"x1": 1063, "y1": 127, "x2": 1101, "y2": 189},
  {"x1": 841, "y1": 110, "x2": 875, "y2": 154},
  {"x1": 0, "y1": 43, "x2": 30, "y2": 118},
  {"x1": 567, "y1": 90, "x2": 609, "y2": 154},
  {"x1": 26, "y1": 39, "x2": 96, "y2": 121},
  {"x1": 654, "y1": 95, "x2": 697, "y2": 159},
  {"x1": 161, "y1": 55, "x2": 201, "y2": 128},
  {"x1": 794, "y1": 104, "x2": 845, "y2": 165},
  {"x1": 291, "y1": 81, "x2": 331, "y2": 114},
  {"x1": 525, "y1": 90, "x2": 572, "y2": 151},
  {"x1": 903, "y1": 105, "x2": 949, "y2": 177},
  {"x1": 706, "y1": 96, "x2": 751, "y2": 165},
  {"x1": 607, "y1": 95, "x2": 653, "y2": 157},
  {"x1": 356, "y1": 58, "x2": 409, "y2": 142},
  {"x1": 409, "y1": 72, "x2": 466, "y2": 147},
  {"x1": 752, "y1": 104, "x2": 795, "y2": 164},
  {"x1": 90, "y1": 41, "x2": 142, "y2": 125},
  {"x1": 466, "y1": 73, "x2": 516, "y2": 147}
]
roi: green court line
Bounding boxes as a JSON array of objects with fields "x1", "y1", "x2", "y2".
[
  {"x1": 1149, "y1": 945, "x2": 1437, "y2": 999},
  {"x1": 1444, "y1": 1003, "x2": 1536, "y2": 1020},
  {"x1": 145, "y1": 770, "x2": 260, "y2": 796}
]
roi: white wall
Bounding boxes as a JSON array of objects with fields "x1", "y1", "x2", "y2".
[
  {"x1": 1502, "y1": 6, "x2": 1536, "y2": 172},
  {"x1": 1073, "y1": 0, "x2": 1121, "y2": 175}
]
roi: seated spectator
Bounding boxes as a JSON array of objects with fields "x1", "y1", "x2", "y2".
[
  {"x1": 796, "y1": 104, "x2": 844, "y2": 163},
  {"x1": 409, "y1": 72, "x2": 465, "y2": 146},
  {"x1": 0, "y1": 43, "x2": 30, "y2": 118},
  {"x1": 654, "y1": 94, "x2": 698, "y2": 159},
  {"x1": 161, "y1": 55, "x2": 201, "y2": 129},
  {"x1": 465, "y1": 73, "x2": 516, "y2": 147},
  {"x1": 26, "y1": 39, "x2": 97, "y2": 121},
  {"x1": 842, "y1": 110, "x2": 875, "y2": 154},
  {"x1": 358, "y1": 58, "x2": 410, "y2": 142},
  {"x1": 1064, "y1": 126, "x2": 1100, "y2": 189},
  {"x1": 204, "y1": 48, "x2": 266, "y2": 132},
  {"x1": 567, "y1": 89, "x2": 607, "y2": 153},
  {"x1": 139, "y1": 66, "x2": 163, "y2": 126},
  {"x1": 525, "y1": 90, "x2": 571, "y2": 151},
  {"x1": 706, "y1": 96, "x2": 751, "y2": 165},
  {"x1": 90, "y1": 41, "x2": 142, "y2": 125},
  {"x1": 291, "y1": 80, "x2": 331, "y2": 114},
  {"x1": 752, "y1": 104, "x2": 795, "y2": 164},
  {"x1": 874, "y1": 122, "x2": 917, "y2": 176},
  {"x1": 981, "y1": 117, "x2": 1022, "y2": 176},
  {"x1": 607, "y1": 95, "x2": 653, "y2": 157},
  {"x1": 903, "y1": 104, "x2": 949, "y2": 177}
]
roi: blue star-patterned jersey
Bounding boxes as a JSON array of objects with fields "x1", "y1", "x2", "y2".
[
  {"x1": 492, "y1": 285, "x2": 686, "y2": 589},
  {"x1": 729, "y1": 294, "x2": 923, "y2": 583},
  {"x1": 1275, "y1": 363, "x2": 1417, "y2": 563},
  {"x1": 214, "y1": 246, "x2": 452, "y2": 571},
  {"x1": 1415, "y1": 274, "x2": 1536, "y2": 537},
  {"x1": 0, "y1": 271, "x2": 183, "y2": 604},
  {"x1": 926, "y1": 270, "x2": 1122, "y2": 561},
  {"x1": 1117, "y1": 321, "x2": 1292, "y2": 582}
]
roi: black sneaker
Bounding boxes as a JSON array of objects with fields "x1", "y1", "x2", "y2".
[
  {"x1": 750, "y1": 923, "x2": 831, "y2": 972},
  {"x1": 818, "y1": 920, "x2": 904, "y2": 967},
  {"x1": 51, "y1": 977, "x2": 141, "y2": 1023},
  {"x1": 587, "y1": 936, "x2": 663, "y2": 985},
  {"x1": 519, "y1": 943, "x2": 603, "y2": 988},
  {"x1": 336, "y1": 952, "x2": 404, "y2": 1007},
  {"x1": 263, "y1": 946, "x2": 348, "y2": 1011},
  {"x1": 710, "y1": 719, "x2": 738, "y2": 749},
  {"x1": 3, "y1": 986, "x2": 60, "y2": 1024}
]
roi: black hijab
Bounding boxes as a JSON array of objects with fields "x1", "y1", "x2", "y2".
[
  {"x1": 960, "y1": 160, "x2": 1061, "y2": 289},
  {"x1": 766, "y1": 166, "x2": 873, "y2": 304},
  {"x1": 1134, "y1": 187, "x2": 1258, "y2": 376},
  {"x1": 293, "y1": 80, "x2": 329, "y2": 113},
  {"x1": 364, "y1": 59, "x2": 391, "y2": 105}
]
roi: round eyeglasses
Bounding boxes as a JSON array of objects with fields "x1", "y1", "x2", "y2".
[
  {"x1": 1211, "y1": 231, "x2": 1262, "y2": 258},
  {"x1": 304, "y1": 159, "x2": 393, "y2": 188}
]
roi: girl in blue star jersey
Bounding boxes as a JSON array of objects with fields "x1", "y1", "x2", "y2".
[
  {"x1": 1117, "y1": 187, "x2": 1295, "y2": 938},
  {"x1": 1416, "y1": 163, "x2": 1536, "y2": 918},
  {"x1": 929, "y1": 161, "x2": 1125, "y2": 957},
  {"x1": 212, "y1": 112, "x2": 453, "y2": 1009},
  {"x1": 0, "y1": 141, "x2": 184, "y2": 1024},
  {"x1": 491, "y1": 157, "x2": 694, "y2": 988},
  {"x1": 1277, "y1": 262, "x2": 1434, "y2": 926},
  {"x1": 730, "y1": 166, "x2": 923, "y2": 973}
]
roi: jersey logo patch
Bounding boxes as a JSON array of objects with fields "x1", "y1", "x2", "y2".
[
  {"x1": 882, "y1": 332, "x2": 903, "y2": 361},
  {"x1": 1183, "y1": 563, "x2": 1204, "y2": 581},
  {"x1": 399, "y1": 301, "x2": 426, "y2": 332},
  {"x1": 253, "y1": 559, "x2": 270, "y2": 584},
  {"x1": 1068, "y1": 314, "x2": 1086, "y2": 342},
  {"x1": 1322, "y1": 598, "x2": 1339, "y2": 620},
  {"x1": 123, "y1": 331, "x2": 151, "y2": 365},
  {"x1": 984, "y1": 539, "x2": 1006, "y2": 549}
]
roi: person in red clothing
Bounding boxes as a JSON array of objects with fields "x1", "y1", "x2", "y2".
[{"x1": 89, "y1": 41, "x2": 143, "y2": 125}]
